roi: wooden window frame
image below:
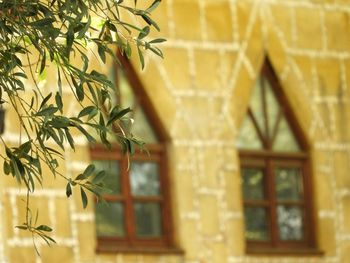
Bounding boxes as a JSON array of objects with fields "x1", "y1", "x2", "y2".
[
  {"x1": 239, "y1": 58, "x2": 319, "y2": 254},
  {"x1": 90, "y1": 54, "x2": 179, "y2": 254}
]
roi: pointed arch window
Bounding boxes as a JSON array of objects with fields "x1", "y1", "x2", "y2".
[
  {"x1": 90, "y1": 54, "x2": 175, "y2": 252},
  {"x1": 237, "y1": 59, "x2": 316, "y2": 252}
]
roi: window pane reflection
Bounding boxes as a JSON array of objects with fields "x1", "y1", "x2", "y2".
[
  {"x1": 134, "y1": 203, "x2": 162, "y2": 237},
  {"x1": 130, "y1": 162, "x2": 160, "y2": 196},
  {"x1": 275, "y1": 168, "x2": 302, "y2": 201},
  {"x1": 95, "y1": 202, "x2": 125, "y2": 237},
  {"x1": 237, "y1": 116, "x2": 263, "y2": 149},
  {"x1": 93, "y1": 160, "x2": 120, "y2": 195},
  {"x1": 273, "y1": 117, "x2": 300, "y2": 152},
  {"x1": 244, "y1": 207, "x2": 269, "y2": 241},
  {"x1": 264, "y1": 78, "x2": 280, "y2": 137},
  {"x1": 242, "y1": 168, "x2": 265, "y2": 200},
  {"x1": 277, "y1": 206, "x2": 303, "y2": 240}
]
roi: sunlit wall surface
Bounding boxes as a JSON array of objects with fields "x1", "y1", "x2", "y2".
[{"x1": 1, "y1": 0, "x2": 350, "y2": 262}]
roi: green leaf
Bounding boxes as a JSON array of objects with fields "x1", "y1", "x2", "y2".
[
  {"x1": 92, "y1": 170, "x2": 106, "y2": 184},
  {"x1": 30, "y1": 18, "x2": 55, "y2": 27},
  {"x1": 107, "y1": 107, "x2": 132, "y2": 126},
  {"x1": 55, "y1": 92, "x2": 63, "y2": 113},
  {"x1": 66, "y1": 28, "x2": 74, "y2": 56},
  {"x1": 15, "y1": 225, "x2": 28, "y2": 230},
  {"x1": 98, "y1": 45, "x2": 106, "y2": 63},
  {"x1": 36, "y1": 225, "x2": 53, "y2": 232},
  {"x1": 64, "y1": 129, "x2": 75, "y2": 150},
  {"x1": 147, "y1": 0, "x2": 161, "y2": 12},
  {"x1": 39, "y1": 93, "x2": 52, "y2": 110},
  {"x1": 39, "y1": 52, "x2": 46, "y2": 74},
  {"x1": 83, "y1": 164, "x2": 95, "y2": 178},
  {"x1": 137, "y1": 46, "x2": 145, "y2": 69},
  {"x1": 78, "y1": 106, "x2": 95, "y2": 118},
  {"x1": 36, "y1": 106, "x2": 58, "y2": 117},
  {"x1": 149, "y1": 38, "x2": 167, "y2": 44},
  {"x1": 138, "y1": 26, "x2": 150, "y2": 39},
  {"x1": 3, "y1": 161, "x2": 10, "y2": 175},
  {"x1": 66, "y1": 183, "x2": 72, "y2": 197},
  {"x1": 75, "y1": 174, "x2": 85, "y2": 181},
  {"x1": 80, "y1": 187, "x2": 88, "y2": 209}
]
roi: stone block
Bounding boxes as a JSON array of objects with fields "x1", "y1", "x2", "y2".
[
  {"x1": 8, "y1": 247, "x2": 36, "y2": 263},
  {"x1": 224, "y1": 171, "x2": 243, "y2": 212},
  {"x1": 340, "y1": 241, "x2": 350, "y2": 263},
  {"x1": 211, "y1": 242, "x2": 228, "y2": 263},
  {"x1": 174, "y1": 170, "x2": 196, "y2": 214},
  {"x1": 151, "y1": 1, "x2": 170, "y2": 38},
  {"x1": 198, "y1": 147, "x2": 223, "y2": 189},
  {"x1": 295, "y1": 8, "x2": 323, "y2": 50},
  {"x1": 333, "y1": 151, "x2": 350, "y2": 189},
  {"x1": 341, "y1": 196, "x2": 350, "y2": 233},
  {"x1": 313, "y1": 171, "x2": 335, "y2": 211},
  {"x1": 318, "y1": 217, "x2": 337, "y2": 256},
  {"x1": 55, "y1": 198, "x2": 72, "y2": 237},
  {"x1": 325, "y1": 11, "x2": 350, "y2": 51},
  {"x1": 334, "y1": 103, "x2": 350, "y2": 142},
  {"x1": 232, "y1": 66, "x2": 255, "y2": 125},
  {"x1": 316, "y1": 58, "x2": 341, "y2": 97},
  {"x1": 194, "y1": 50, "x2": 221, "y2": 90},
  {"x1": 199, "y1": 195, "x2": 220, "y2": 236},
  {"x1": 268, "y1": 5, "x2": 292, "y2": 45},
  {"x1": 172, "y1": 0, "x2": 201, "y2": 40},
  {"x1": 41, "y1": 246, "x2": 74, "y2": 263},
  {"x1": 204, "y1": 2, "x2": 233, "y2": 42},
  {"x1": 235, "y1": 1, "x2": 252, "y2": 43},
  {"x1": 77, "y1": 221, "x2": 96, "y2": 262},
  {"x1": 225, "y1": 218, "x2": 245, "y2": 256},
  {"x1": 292, "y1": 56, "x2": 314, "y2": 96},
  {"x1": 180, "y1": 97, "x2": 215, "y2": 139},
  {"x1": 279, "y1": 73, "x2": 313, "y2": 136},
  {"x1": 178, "y1": 219, "x2": 200, "y2": 260},
  {"x1": 162, "y1": 48, "x2": 191, "y2": 90}
]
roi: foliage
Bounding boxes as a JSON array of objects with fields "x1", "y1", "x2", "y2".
[{"x1": 0, "y1": 0, "x2": 164, "y2": 245}]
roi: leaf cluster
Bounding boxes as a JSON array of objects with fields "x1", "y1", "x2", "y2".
[{"x1": 0, "y1": 0, "x2": 164, "y2": 247}]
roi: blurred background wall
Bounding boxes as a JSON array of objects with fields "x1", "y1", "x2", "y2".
[{"x1": 1, "y1": 0, "x2": 350, "y2": 262}]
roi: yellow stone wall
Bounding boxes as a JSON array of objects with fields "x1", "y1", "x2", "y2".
[{"x1": 1, "y1": 0, "x2": 350, "y2": 262}]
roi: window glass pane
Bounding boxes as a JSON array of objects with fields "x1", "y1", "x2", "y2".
[
  {"x1": 117, "y1": 68, "x2": 158, "y2": 144},
  {"x1": 273, "y1": 116, "x2": 300, "y2": 152},
  {"x1": 237, "y1": 116, "x2": 263, "y2": 149},
  {"x1": 242, "y1": 168, "x2": 265, "y2": 200},
  {"x1": 130, "y1": 162, "x2": 160, "y2": 196},
  {"x1": 277, "y1": 205, "x2": 304, "y2": 240},
  {"x1": 244, "y1": 207, "x2": 269, "y2": 241},
  {"x1": 118, "y1": 69, "x2": 136, "y2": 109},
  {"x1": 93, "y1": 160, "x2": 120, "y2": 195},
  {"x1": 95, "y1": 201, "x2": 125, "y2": 237},
  {"x1": 131, "y1": 107, "x2": 158, "y2": 144},
  {"x1": 264, "y1": 77, "x2": 280, "y2": 137},
  {"x1": 250, "y1": 79, "x2": 265, "y2": 135},
  {"x1": 275, "y1": 168, "x2": 302, "y2": 201},
  {"x1": 134, "y1": 203, "x2": 162, "y2": 237}
]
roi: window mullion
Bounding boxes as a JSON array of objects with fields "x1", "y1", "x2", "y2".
[
  {"x1": 267, "y1": 159, "x2": 278, "y2": 246},
  {"x1": 122, "y1": 156, "x2": 135, "y2": 244},
  {"x1": 261, "y1": 77, "x2": 270, "y2": 148}
]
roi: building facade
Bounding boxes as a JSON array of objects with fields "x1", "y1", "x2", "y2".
[{"x1": 1, "y1": 0, "x2": 350, "y2": 262}]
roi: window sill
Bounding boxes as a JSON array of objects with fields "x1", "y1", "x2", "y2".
[
  {"x1": 96, "y1": 245, "x2": 184, "y2": 255},
  {"x1": 246, "y1": 247, "x2": 324, "y2": 256}
]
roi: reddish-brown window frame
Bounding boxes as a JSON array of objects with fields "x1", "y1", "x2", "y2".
[
  {"x1": 90, "y1": 53, "x2": 177, "y2": 253},
  {"x1": 239, "y1": 58, "x2": 318, "y2": 254}
]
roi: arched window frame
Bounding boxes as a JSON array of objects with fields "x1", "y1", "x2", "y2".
[
  {"x1": 238, "y1": 58, "x2": 318, "y2": 254},
  {"x1": 90, "y1": 53, "x2": 176, "y2": 253}
]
